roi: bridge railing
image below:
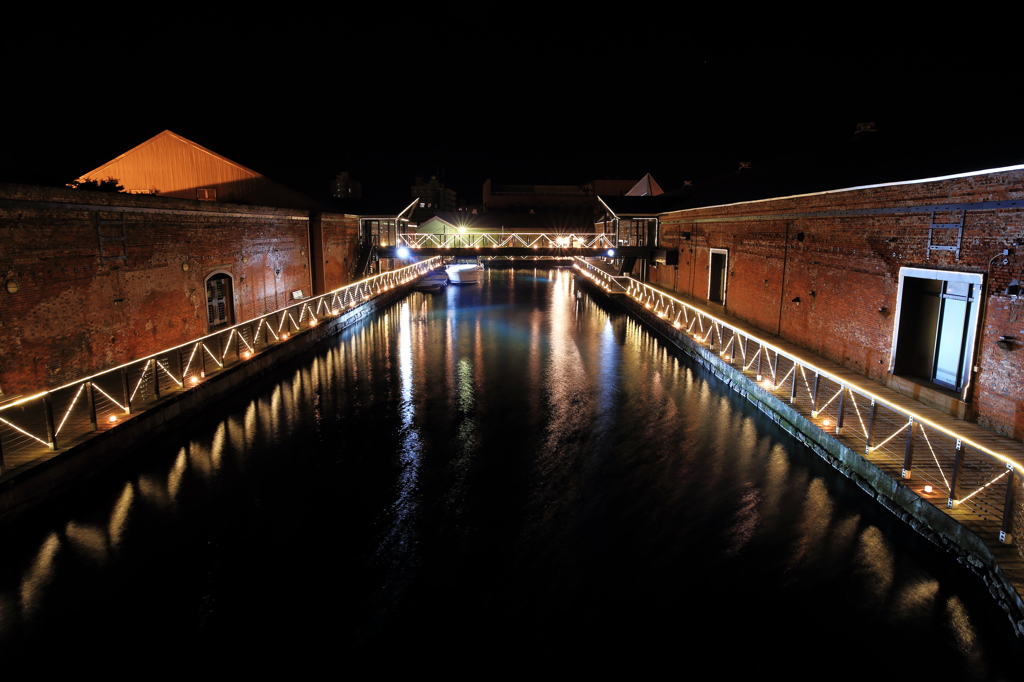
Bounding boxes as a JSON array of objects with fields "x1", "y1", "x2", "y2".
[
  {"x1": 399, "y1": 232, "x2": 615, "y2": 250},
  {"x1": 0, "y1": 257, "x2": 441, "y2": 472},
  {"x1": 574, "y1": 257, "x2": 1024, "y2": 552}
]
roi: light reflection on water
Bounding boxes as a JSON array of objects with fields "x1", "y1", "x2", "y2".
[{"x1": 0, "y1": 267, "x2": 1020, "y2": 675}]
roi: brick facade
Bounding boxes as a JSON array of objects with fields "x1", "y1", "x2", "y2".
[
  {"x1": 0, "y1": 184, "x2": 357, "y2": 396},
  {"x1": 647, "y1": 169, "x2": 1024, "y2": 440}
]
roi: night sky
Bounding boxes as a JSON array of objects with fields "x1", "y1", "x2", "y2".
[{"x1": 6, "y1": 12, "x2": 1023, "y2": 205}]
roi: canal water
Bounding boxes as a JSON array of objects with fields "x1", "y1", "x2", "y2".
[{"x1": 0, "y1": 267, "x2": 1021, "y2": 675}]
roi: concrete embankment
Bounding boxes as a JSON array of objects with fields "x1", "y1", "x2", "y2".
[
  {"x1": 0, "y1": 280, "x2": 418, "y2": 526},
  {"x1": 575, "y1": 272, "x2": 1024, "y2": 637}
]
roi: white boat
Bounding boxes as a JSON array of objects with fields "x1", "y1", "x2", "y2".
[{"x1": 446, "y1": 262, "x2": 483, "y2": 284}]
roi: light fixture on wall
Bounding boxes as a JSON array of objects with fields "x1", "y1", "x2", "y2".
[{"x1": 996, "y1": 336, "x2": 1016, "y2": 351}]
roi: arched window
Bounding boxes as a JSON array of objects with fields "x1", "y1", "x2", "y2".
[{"x1": 205, "y1": 272, "x2": 234, "y2": 332}]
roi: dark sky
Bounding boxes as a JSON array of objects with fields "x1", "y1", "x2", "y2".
[{"x1": 6, "y1": 11, "x2": 1022, "y2": 205}]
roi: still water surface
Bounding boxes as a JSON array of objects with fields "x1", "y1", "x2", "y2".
[{"x1": 0, "y1": 268, "x2": 1021, "y2": 675}]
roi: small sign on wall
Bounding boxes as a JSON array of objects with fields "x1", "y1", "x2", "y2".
[{"x1": 291, "y1": 290, "x2": 304, "y2": 300}]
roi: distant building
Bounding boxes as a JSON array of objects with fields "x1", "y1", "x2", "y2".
[
  {"x1": 483, "y1": 177, "x2": 650, "y2": 212},
  {"x1": 332, "y1": 172, "x2": 362, "y2": 199},
  {"x1": 411, "y1": 175, "x2": 457, "y2": 222}
]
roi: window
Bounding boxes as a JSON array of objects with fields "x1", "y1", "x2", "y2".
[
  {"x1": 708, "y1": 249, "x2": 728, "y2": 305},
  {"x1": 890, "y1": 267, "x2": 981, "y2": 396},
  {"x1": 205, "y1": 272, "x2": 234, "y2": 332}
]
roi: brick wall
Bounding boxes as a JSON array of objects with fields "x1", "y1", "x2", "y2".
[
  {"x1": 0, "y1": 184, "x2": 356, "y2": 396},
  {"x1": 649, "y1": 169, "x2": 1024, "y2": 439}
]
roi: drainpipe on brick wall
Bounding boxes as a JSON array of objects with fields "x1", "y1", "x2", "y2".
[
  {"x1": 688, "y1": 224, "x2": 698, "y2": 299},
  {"x1": 777, "y1": 221, "x2": 791, "y2": 336}
]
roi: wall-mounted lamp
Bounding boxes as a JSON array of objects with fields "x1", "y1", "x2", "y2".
[
  {"x1": 791, "y1": 296, "x2": 801, "y2": 304},
  {"x1": 997, "y1": 336, "x2": 1016, "y2": 351},
  {"x1": 878, "y1": 307, "x2": 890, "y2": 318}
]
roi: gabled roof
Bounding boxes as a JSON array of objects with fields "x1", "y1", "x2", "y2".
[
  {"x1": 77, "y1": 130, "x2": 322, "y2": 210},
  {"x1": 602, "y1": 130, "x2": 1024, "y2": 217}
]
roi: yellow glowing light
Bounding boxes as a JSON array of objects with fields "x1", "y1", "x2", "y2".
[
  {"x1": 189, "y1": 376, "x2": 200, "y2": 385},
  {"x1": 282, "y1": 333, "x2": 290, "y2": 340},
  {"x1": 823, "y1": 418, "x2": 831, "y2": 427},
  {"x1": 332, "y1": 309, "x2": 340, "y2": 315},
  {"x1": 309, "y1": 319, "x2": 317, "y2": 327},
  {"x1": 242, "y1": 350, "x2": 252, "y2": 359},
  {"x1": 109, "y1": 415, "x2": 117, "y2": 423},
  {"x1": 924, "y1": 485, "x2": 933, "y2": 494}
]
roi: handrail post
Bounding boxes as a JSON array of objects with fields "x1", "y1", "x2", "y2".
[
  {"x1": 151, "y1": 358, "x2": 160, "y2": 400},
  {"x1": 811, "y1": 372, "x2": 820, "y2": 414},
  {"x1": 43, "y1": 393, "x2": 57, "y2": 451},
  {"x1": 1000, "y1": 467, "x2": 1016, "y2": 544},
  {"x1": 200, "y1": 342, "x2": 207, "y2": 377},
  {"x1": 756, "y1": 344, "x2": 763, "y2": 381},
  {"x1": 121, "y1": 368, "x2": 132, "y2": 414},
  {"x1": 902, "y1": 417, "x2": 916, "y2": 479},
  {"x1": 835, "y1": 387, "x2": 845, "y2": 435},
  {"x1": 948, "y1": 439, "x2": 964, "y2": 508},
  {"x1": 790, "y1": 362, "x2": 799, "y2": 403},
  {"x1": 866, "y1": 399, "x2": 877, "y2": 452},
  {"x1": 175, "y1": 347, "x2": 185, "y2": 387},
  {"x1": 87, "y1": 381, "x2": 98, "y2": 431}
]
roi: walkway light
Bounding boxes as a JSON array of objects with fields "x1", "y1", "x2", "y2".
[
  {"x1": 924, "y1": 485, "x2": 933, "y2": 494},
  {"x1": 109, "y1": 415, "x2": 118, "y2": 423}
]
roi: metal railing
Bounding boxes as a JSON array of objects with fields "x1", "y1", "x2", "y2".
[
  {"x1": 0, "y1": 257, "x2": 441, "y2": 471},
  {"x1": 574, "y1": 257, "x2": 1024, "y2": 552},
  {"x1": 398, "y1": 232, "x2": 616, "y2": 250}
]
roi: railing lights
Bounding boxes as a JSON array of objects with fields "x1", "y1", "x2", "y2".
[
  {"x1": 924, "y1": 485, "x2": 933, "y2": 494},
  {"x1": 242, "y1": 350, "x2": 252, "y2": 359},
  {"x1": 822, "y1": 418, "x2": 831, "y2": 427},
  {"x1": 332, "y1": 309, "x2": 340, "y2": 316},
  {"x1": 309, "y1": 319, "x2": 317, "y2": 327},
  {"x1": 109, "y1": 415, "x2": 118, "y2": 423},
  {"x1": 281, "y1": 332, "x2": 290, "y2": 340},
  {"x1": 189, "y1": 376, "x2": 200, "y2": 386}
]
